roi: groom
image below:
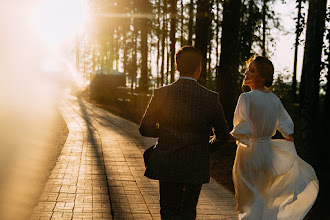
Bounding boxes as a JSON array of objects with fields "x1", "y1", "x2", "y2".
[{"x1": 139, "y1": 46, "x2": 230, "y2": 219}]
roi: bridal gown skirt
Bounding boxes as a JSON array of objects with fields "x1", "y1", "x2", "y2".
[{"x1": 233, "y1": 139, "x2": 319, "y2": 220}]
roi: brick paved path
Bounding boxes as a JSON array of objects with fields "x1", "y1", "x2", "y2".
[{"x1": 31, "y1": 95, "x2": 237, "y2": 220}]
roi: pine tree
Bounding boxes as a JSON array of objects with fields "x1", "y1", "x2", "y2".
[
  {"x1": 169, "y1": 0, "x2": 177, "y2": 83},
  {"x1": 292, "y1": 0, "x2": 306, "y2": 101},
  {"x1": 195, "y1": 0, "x2": 212, "y2": 86},
  {"x1": 217, "y1": 0, "x2": 241, "y2": 128}
]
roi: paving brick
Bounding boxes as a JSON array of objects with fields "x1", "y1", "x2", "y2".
[{"x1": 31, "y1": 96, "x2": 237, "y2": 219}]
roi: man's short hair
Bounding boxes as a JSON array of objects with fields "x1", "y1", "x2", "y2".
[{"x1": 175, "y1": 46, "x2": 202, "y2": 76}]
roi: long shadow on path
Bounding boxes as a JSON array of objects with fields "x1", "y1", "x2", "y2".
[{"x1": 77, "y1": 98, "x2": 115, "y2": 218}]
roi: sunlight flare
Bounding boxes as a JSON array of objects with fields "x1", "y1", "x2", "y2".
[{"x1": 33, "y1": 0, "x2": 88, "y2": 46}]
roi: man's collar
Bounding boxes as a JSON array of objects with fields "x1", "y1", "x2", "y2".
[{"x1": 179, "y1": 76, "x2": 197, "y2": 82}]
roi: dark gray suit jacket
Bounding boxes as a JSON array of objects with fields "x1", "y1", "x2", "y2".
[{"x1": 139, "y1": 78, "x2": 230, "y2": 184}]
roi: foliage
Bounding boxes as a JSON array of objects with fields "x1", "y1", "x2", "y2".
[
  {"x1": 237, "y1": 0, "x2": 283, "y2": 70},
  {"x1": 321, "y1": 5, "x2": 330, "y2": 96},
  {"x1": 78, "y1": 0, "x2": 286, "y2": 92}
]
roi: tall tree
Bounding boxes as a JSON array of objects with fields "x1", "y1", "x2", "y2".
[
  {"x1": 160, "y1": 1, "x2": 167, "y2": 86},
  {"x1": 156, "y1": 0, "x2": 161, "y2": 87},
  {"x1": 325, "y1": 8, "x2": 330, "y2": 130},
  {"x1": 169, "y1": 0, "x2": 177, "y2": 83},
  {"x1": 217, "y1": 0, "x2": 241, "y2": 128},
  {"x1": 300, "y1": 0, "x2": 327, "y2": 112},
  {"x1": 166, "y1": 9, "x2": 170, "y2": 84},
  {"x1": 246, "y1": 0, "x2": 256, "y2": 58},
  {"x1": 237, "y1": 0, "x2": 261, "y2": 68},
  {"x1": 131, "y1": 17, "x2": 139, "y2": 89},
  {"x1": 138, "y1": 0, "x2": 152, "y2": 91},
  {"x1": 299, "y1": 0, "x2": 327, "y2": 218},
  {"x1": 122, "y1": 29, "x2": 128, "y2": 73},
  {"x1": 188, "y1": 0, "x2": 194, "y2": 45},
  {"x1": 114, "y1": 29, "x2": 119, "y2": 70},
  {"x1": 215, "y1": 0, "x2": 221, "y2": 65},
  {"x1": 180, "y1": 0, "x2": 184, "y2": 47},
  {"x1": 292, "y1": 0, "x2": 305, "y2": 101},
  {"x1": 195, "y1": 0, "x2": 212, "y2": 86},
  {"x1": 262, "y1": 0, "x2": 267, "y2": 56}
]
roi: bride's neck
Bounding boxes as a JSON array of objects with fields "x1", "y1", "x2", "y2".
[{"x1": 250, "y1": 84, "x2": 266, "y2": 92}]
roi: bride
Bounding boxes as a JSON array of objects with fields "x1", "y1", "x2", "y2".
[{"x1": 230, "y1": 55, "x2": 319, "y2": 220}]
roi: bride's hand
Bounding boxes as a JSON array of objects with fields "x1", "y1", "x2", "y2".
[{"x1": 285, "y1": 134, "x2": 294, "y2": 142}]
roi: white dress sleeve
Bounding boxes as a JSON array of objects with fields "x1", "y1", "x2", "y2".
[
  {"x1": 277, "y1": 101, "x2": 294, "y2": 138},
  {"x1": 230, "y1": 93, "x2": 254, "y2": 147}
]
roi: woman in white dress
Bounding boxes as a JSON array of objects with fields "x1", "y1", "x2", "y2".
[{"x1": 231, "y1": 55, "x2": 319, "y2": 220}]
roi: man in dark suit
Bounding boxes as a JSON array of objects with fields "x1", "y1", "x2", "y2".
[{"x1": 139, "y1": 46, "x2": 230, "y2": 219}]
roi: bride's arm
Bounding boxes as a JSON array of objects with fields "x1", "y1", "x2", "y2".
[{"x1": 230, "y1": 93, "x2": 254, "y2": 147}]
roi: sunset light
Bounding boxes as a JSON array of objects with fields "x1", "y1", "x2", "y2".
[
  {"x1": 33, "y1": 0, "x2": 88, "y2": 45},
  {"x1": 0, "y1": 0, "x2": 328, "y2": 219}
]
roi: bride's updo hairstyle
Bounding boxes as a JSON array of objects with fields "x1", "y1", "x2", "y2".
[{"x1": 246, "y1": 55, "x2": 274, "y2": 88}]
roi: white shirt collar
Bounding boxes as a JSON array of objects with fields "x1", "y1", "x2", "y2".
[{"x1": 179, "y1": 76, "x2": 197, "y2": 82}]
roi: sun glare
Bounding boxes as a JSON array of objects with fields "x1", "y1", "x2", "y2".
[{"x1": 33, "y1": 0, "x2": 88, "y2": 46}]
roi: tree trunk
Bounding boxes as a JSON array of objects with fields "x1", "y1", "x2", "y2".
[
  {"x1": 140, "y1": 23, "x2": 148, "y2": 91},
  {"x1": 139, "y1": 1, "x2": 151, "y2": 91},
  {"x1": 246, "y1": 0, "x2": 254, "y2": 56},
  {"x1": 123, "y1": 31, "x2": 127, "y2": 74},
  {"x1": 165, "y1": 5, "x2": 170, "y2": 84},
  {"x1": 217, "y1": 0, "x2": 241, "y2": 128},
  {"x1": 292, "y1": 0, "x2": 303, "y2": 101},
  {"x1": 300, "y1": 0, "x2": 326, "y2": 113},
  {"x1": 299, "y1": 0, "x2": 327, "y2": 218},
  {"x1": 326, "y1": 29, "x2": 330, "y2": 129},
  {"x1": 262, "y1": 0, "x2": 267, "y2": 56},
  {"x1": 207, "y1": 43, "x2": 211, "y2": 82},
  {"x1": 195, "y1": 0, "x2": 212, "y2": 86},
  {"x1": 160, "y1": 2, "x2": 166, "y2": 86},
  {"x1": 188, "y1": 0, "x2": 194, "y2": 45},
  {"x1": 215, "y1": 0, "x2": 220, "y2": 65},
  {"x1": 115, "y1": 30, "x2": 119, "y2": 70},
  {"x1": 170, "y1": 0, "x2": 177, "y2": 83},
  {"x1": 166, "y1": 46, "x2": 170, "y2": 84},
  {"x1": 156, "y1": 0, "x2": 161, "y2": 87},
  {"x1": 132, "y1": 24, "x2": 138, "y2": 89},
  {"x1": 108, "y1": 23, "x2": 115, "y2": 70},
  {"x1": 92, "y1": 43, "x2": 96, "y2": 71},
  {"x1": 181, "y1": 0, "x2": 184, "y2": 47}
]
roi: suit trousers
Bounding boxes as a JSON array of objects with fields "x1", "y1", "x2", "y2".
[{"x1": 159, "y1": 181, "x2": 202, "y2": 220}]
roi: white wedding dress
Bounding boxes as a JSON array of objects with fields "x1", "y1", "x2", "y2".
[{"x1": 231, "y1": 90, "x2": 319, "y2": 220}]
